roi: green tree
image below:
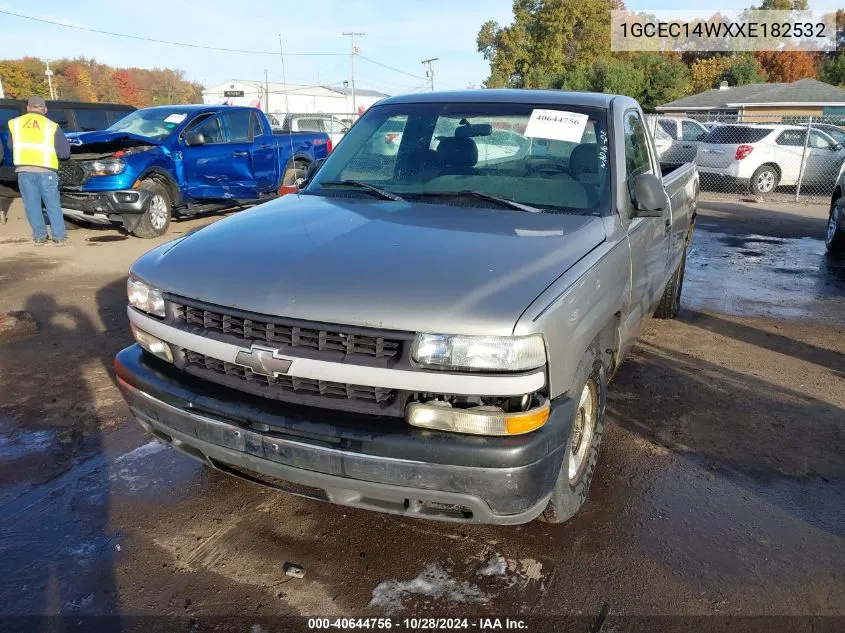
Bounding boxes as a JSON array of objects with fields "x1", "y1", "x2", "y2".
[
  {"x1": 638, "y1": 54, "x2": 689, "y2": 109},
  {"x1": 719, "y1": 55, "x2": 767, "y2": 86},
  {"x1": 477, "y1": 0, "x2": 619, "y2": 89},
  {"x1": 753, "y1": 0, "x2": 808, "y2": 9},
  {"x1": 821, "y1": 53, "x2": 845, "y2": 86}
]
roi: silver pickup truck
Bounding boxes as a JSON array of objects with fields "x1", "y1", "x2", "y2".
[{"x1": 115, "y1": 90, "x2": 698, "y2": 525}]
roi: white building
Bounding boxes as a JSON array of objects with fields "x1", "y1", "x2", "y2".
[{"x1": 202, "y1": 80, "x2": 389, "y2": 118}]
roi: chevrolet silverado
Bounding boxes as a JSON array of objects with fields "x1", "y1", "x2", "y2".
[{"x1": 115, "y1": 90, "x2": 698, "y2": 524}]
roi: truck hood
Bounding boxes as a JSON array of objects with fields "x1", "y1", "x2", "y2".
[
  {"x1": 131, "y1": 195, "x2": 606, "y2": 335},
  {"x1": 67, "y1": 130, "x2": 161, "y2": 148}
]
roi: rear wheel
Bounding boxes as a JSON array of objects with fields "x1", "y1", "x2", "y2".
[
  {"x1": 539, "y1": 351, "x2": 607, "y2": 524},
  {"x1": 826, "y1": 196, "x2": 845, "y2": 254},
  {"x1": 750, "y1": 165, "x2": 779, "y2": 195},
  {"x1": 282, "y1": 160, "x2": 309, "y2": 187},
  {"x1": 129, "y1": 179, "x2": 171, "y2": 239}
]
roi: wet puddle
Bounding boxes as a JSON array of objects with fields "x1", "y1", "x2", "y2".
[{"x1": 686, "y1": 228, "x2": 844, "y2": 322}]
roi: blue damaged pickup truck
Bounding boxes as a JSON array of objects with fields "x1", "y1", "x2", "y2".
[{"x1": 59, "y1": 105, "x2": 331, "y2": 237}]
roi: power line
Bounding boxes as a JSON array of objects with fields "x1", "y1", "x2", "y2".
[
  {"x1": 0, "y1": 9, "x2": 345, "y2": 56},
  {"x1": 358, "y1": 55, "x2": 428, "y2": 81}
]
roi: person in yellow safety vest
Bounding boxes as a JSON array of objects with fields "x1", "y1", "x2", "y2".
[{"x1": 8, "y1": 96, "x2": 71, "y2": 246}]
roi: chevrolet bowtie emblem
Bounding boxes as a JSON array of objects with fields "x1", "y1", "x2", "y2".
[{"x1": 234, "y1": 345, "x2": 293, "y2": 377}]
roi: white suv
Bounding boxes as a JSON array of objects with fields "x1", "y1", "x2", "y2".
[{"x1": 696, "y1": 123, "x2": 845, "y2": 194}]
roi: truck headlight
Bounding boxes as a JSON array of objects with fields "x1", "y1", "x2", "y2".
[
  {"x1": 412, "y1": 333, "x2": 546, "y2": 371},
  {"x1": 130, "y1": 324, "x2": 173, "y2": 363},
  {"x1": 127, "y1": 277, "x2": 165, "y2": 318},
  {"x1": 86, "y1": 158, "x2": 125, "y2": 177}
]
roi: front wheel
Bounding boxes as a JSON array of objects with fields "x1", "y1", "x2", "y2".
[
  {"x1": 826, "y1": 196, "x2": 845, "y2": 254},
  {"x1": 539, "y1": 351, "x2": 607, "y2": 524},
  {"x1": 129, "y1": 180, "x2": 171, "y2": 239}
]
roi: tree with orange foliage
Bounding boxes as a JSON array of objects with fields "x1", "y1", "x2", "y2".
[
  {"x1": 755, "y1": 50, "x2": 818, "y2": 83},
  {"x1": 112, "y1": 70, "x2": 143, "y2": 107}
]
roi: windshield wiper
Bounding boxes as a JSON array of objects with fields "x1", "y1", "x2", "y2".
[
  {"x1": 318, "y1": 180, "x2": 404, "y2": 201},
  {"x1": 411, "y1": 190, "x2": 541, "y2": 213}
]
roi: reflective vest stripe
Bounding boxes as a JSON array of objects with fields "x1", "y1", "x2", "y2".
[{"x1": 9, "y1": 115, "x2": 59, "y2": 169}]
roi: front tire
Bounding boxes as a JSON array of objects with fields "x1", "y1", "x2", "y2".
[
  {"x1": 750, "y1": 165, "x2": 779, "y2": 195},
  {"x1": 539, "y1": 351, "x2": 607, "y2": 524},
  {"x1": 826, "y1": 196, "x2": 845, "y2": 254},
  {"x1": 129, "y1": 179, "x2": 171, "y2": 239}
]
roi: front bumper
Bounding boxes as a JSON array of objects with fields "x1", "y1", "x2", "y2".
[
  {"x1": 60, "y1": 189, "x2": 152, "y2": 216},
  {"x1": 115, "y1": 345, "x2": 573, "y2": 524}
]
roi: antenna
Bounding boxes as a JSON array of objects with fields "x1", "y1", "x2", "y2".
[{"x1": 279, "y1": 34, "x2": 298, "y2": 194}]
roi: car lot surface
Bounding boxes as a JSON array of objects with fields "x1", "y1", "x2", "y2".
[{"x1": 0, "y1": 197, "x2": 843, "y2": 631}]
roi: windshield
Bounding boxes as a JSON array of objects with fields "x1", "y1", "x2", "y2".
[
  {"x1": 106, "y1": 108, "x2": 190, "y2": 141},
  {"x1": 307, "y1": 102, "x2": 611, "y2": 214}
]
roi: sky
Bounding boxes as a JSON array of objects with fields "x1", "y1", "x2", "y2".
[{"x1": 0, "y1": 0, "x2": 842, "y2": 97}]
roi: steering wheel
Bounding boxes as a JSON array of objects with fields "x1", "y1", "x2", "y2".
[{"x1": 529, "y1": 162, "x2": 579, "y2": 180}]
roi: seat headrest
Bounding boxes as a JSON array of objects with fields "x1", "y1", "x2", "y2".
[
  {"x1": 436, "y1": 137, "x2": 478, "y2": 168},
  {"x1": 570, "y1": 143, "x2": 598, "y2": 174}
]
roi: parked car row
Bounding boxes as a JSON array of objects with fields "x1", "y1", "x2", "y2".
[{"x1": 647, "y1": 115, "x2": 845, "y2": 195}]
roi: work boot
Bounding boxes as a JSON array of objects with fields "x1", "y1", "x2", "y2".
[
  {"x1": 52, "y1": 238, "x2": 69, "y2": 247},
  {"x1": 33, "y1": 238, "x2": 47, "y2": 246}
]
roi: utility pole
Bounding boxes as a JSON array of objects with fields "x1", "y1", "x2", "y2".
[
  {"x1": 342, "y1": 31, "x2": 364, "y2": 118},
  {"x1": 43, "y1": 59, "x2": 56, "y2": 100},
  {"x1": 421, "y1": 58, "x2": 438, "y2": 91},
  {"x1": 264, "y1": 69, "x2": 270, "y2": 114}
]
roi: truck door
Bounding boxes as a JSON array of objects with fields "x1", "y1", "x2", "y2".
[
  {"x1": 250, "y1": 112, "x2": 277, "y2": 194},
  {"x1": 679, "y1": 120, "x2": 708, "y2": 164},
  {"x1": 623, "y1": 110, "x2": 670, "y2": 319},
  {"x1": 182, "y1": 110, "x2": 258, "y2": 201}
]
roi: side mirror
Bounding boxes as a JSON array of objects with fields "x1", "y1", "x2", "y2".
[
  {"x1": 299, "y1": 158, "x2": 326, "y2": 189},
  {"x1": 631, "y1": 173, "x2": 666, "y2": 217},
  {"x1": 184, "y1": 132, "x2": 205, "y2": 146}
]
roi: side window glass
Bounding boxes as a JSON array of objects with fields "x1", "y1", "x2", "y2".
[
  {"x1": 624, "y1": 111, "x2": 654, "y2": 198},
  {"x1": 682, "y1": 120, "x2": 706, "y2": 141},
  {"x1": 297, "y1": 118, "x2": 324, "y2": 132},
  {"x1": 777, "y1": 130, "x2": 805, "y2": 146},
  {"x1": 810, "y1": 130, "x2": 833, "y2": 149},
  {"x1": 252, "y1": 113, "x2": 264, "y2": 137},
  {"x1": 188, "y1": 115, "x2": 226, "y2": 144},
  {"x1": 73, "y1": 109, "x2": 109, "y2": 132},
  {"x1": 658, "y1": 120, "x2": 678, "y2": 139},
  {"x1": 221, "y1": 110, "x2": 251, "y2": 143},
  {"x1": 46, "y1": 109, "x2": 70, "y2": 130}
]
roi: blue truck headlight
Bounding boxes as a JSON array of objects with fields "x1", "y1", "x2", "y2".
[
  {"x1": 412, "y1": 333, "x2": 546, "y2": 371},
  {"x1": 86, "y1": 158, "x2": 125, "y2": 177},
  {"x1": 127, "y1": 277, "x2": 166, "y2": 318}
]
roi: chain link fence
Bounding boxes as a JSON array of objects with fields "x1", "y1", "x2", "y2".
[{"x1": 646, "y1": 113, "x2": 845, "y2": 203}]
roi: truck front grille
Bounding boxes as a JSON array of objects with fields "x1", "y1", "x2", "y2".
[
  {"x1": 172, "y1": 302, "x2": 402, "y2": 360},
  {"x1": 183, "y1": 350, "x2": 395, "y2": 405},
  {"x1": 58, "y1": 161, "x2": 86, "y2": 187}
]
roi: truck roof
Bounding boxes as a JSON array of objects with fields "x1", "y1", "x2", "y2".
[
  {"x1": 138, "y1": 104, "x2": 255, "y2": 114},
  {"x1": 378, "y1": 89, "x2": 618, "y2": 109}
]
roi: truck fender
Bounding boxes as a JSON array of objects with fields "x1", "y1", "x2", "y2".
[{"x1": 138, "y1": 167, "x2": 182, "y2": 208}]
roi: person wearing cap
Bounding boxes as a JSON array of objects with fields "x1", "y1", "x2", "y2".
[{"x1": 8, "y1": 96, "x2": 71, "y2": 246}]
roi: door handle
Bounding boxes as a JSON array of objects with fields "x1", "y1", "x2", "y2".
[
  {"x1": 232, "y1": 151, "x2": 249, "y2": 157},
  {"x1": 258, "y1": 144, "x2": 271, "y2": 150}
]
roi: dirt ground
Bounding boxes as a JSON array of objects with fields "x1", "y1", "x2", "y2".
[{"x1": 0, "y1": 197, "x2": 843, "y2": 632}]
